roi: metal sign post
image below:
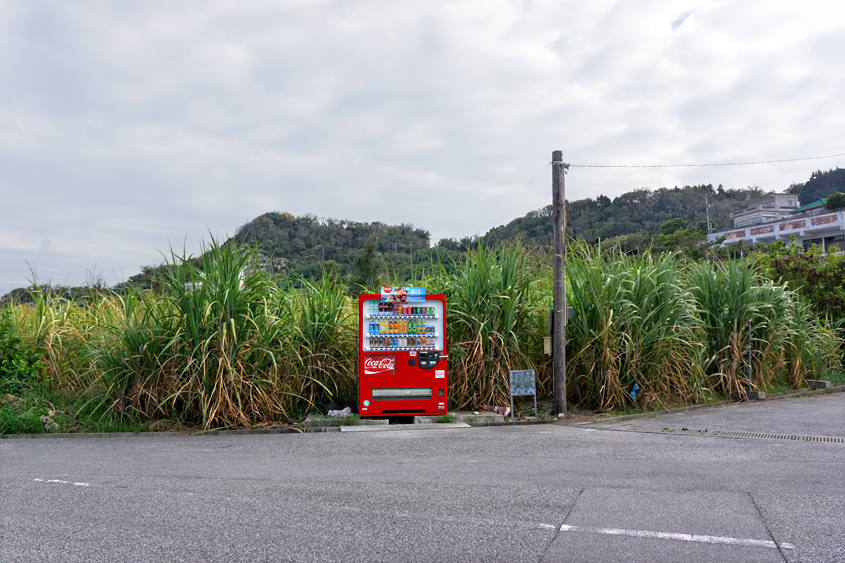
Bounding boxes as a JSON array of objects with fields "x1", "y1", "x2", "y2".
[{"x1": 509, "y1": 369, "x2": 538, "y2": 422}]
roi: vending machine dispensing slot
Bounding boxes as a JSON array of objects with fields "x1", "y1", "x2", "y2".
[{"x1": 358, "y1": 288, "x2": 447, "y2": 417}]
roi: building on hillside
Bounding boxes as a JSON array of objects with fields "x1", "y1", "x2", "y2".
[
  {"x1": 709, "y1": 196, "x2": 845, "y2": 253},
  {"x1": 729, "y1": 192, "x2": 798, "y2": 228},
  {"x1": 790, "y1": 198, "x2": 827, "y2": 218}
]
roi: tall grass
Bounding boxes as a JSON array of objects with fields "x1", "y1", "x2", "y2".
[
  {"x1": 3, "y1": 240, "x2": 842, "y2": 432},
  {"x1": 427, "y1": 244, "x2": 547, "y2": 409},
  {"x1": 565, "y1": 244, "x2": 703, "y2": 410},
  {"x1": 691, "y1": 259, "x2": 840, "y2": 398}
]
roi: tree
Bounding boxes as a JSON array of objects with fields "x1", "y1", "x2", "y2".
[
  {"x1": 824, "y1": 192, "x2": 845, "y2": 210},
  {"x1": 659, "y1": 218, "x2": 690, "y2": 236},
  {"x1": 351, "y1": 235, "x2": 384, "y2": 291}
]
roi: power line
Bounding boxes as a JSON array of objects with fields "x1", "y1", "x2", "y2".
[{"x1": 567, "y1": 152, "x2": 845, "y2": 168}]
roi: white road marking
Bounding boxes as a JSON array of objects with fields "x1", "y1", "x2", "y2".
[
  {"x1": 558, "y1": 524, "x2": 794, "y2": 549},
  {"x1": 35, "y1": 479, "x2": 90, "y2": 487},
  {"x1": 539, "y1": 523, "x2": 557, "y2": 530}
]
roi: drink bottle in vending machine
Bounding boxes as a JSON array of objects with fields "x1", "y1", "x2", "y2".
[{"x1": 358, "y1": 289, "x2": 447, "y2": 417}]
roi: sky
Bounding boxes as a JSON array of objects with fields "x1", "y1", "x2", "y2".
[{"x1": 2, "y1": 0, "x2": 845, "y2": 295}]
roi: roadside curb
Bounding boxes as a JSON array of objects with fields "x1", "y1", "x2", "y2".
[
  {"x1": 3, "y1": 384, "x2": 842, "y2": 439},
  {"x1": 464, "y1": 383, "x2": 845, "y2": 428},
  {"x1": 1, "y1": 425, "x2": 342, "y2": 440}
]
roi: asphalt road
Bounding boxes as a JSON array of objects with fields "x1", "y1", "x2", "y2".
[{"x1": 2, "y1": 393, "x2": 843, "y2": 562}]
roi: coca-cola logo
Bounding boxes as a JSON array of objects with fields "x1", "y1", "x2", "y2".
[{"x1": 364, "y1": 355, "x2": 395, "y2": 375}]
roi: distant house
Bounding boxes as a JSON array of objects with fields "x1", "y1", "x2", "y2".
[
  {"x1": 729, "y1": 192, "x2": 798, "y2": 228},
  {"x1": 709, "y1": 194, "x2": 845, "y2": 253}
]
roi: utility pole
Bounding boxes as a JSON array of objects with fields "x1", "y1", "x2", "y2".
[
  {"x1": 705, "y1": 193, "x2": 713, "y2": 235},
  {"x1": 552, "y1": 150, "x2": 569, "y2": 417}
]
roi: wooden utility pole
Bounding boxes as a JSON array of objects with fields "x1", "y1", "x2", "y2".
[{"x1": 552, "y1": 150, "x2": 569, "y2": 417}]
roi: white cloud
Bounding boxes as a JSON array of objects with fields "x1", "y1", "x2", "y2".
[{"x1": 1, "y1": 0, "x2": 845, "y2": 294}]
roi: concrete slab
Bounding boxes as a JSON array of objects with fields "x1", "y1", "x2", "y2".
[
  {"x1": 747, "y1": 391, "x2": 767, "y2": 400},
  {"x1": 806, "y1": 379, "x2": 832, "y2": 389},
  {"x1": 544, "y1": 531, "x2": 784, "y2": 562},
  {"x1": 303, "y1": 414, "x2": 388, "y2": 428},
  {"x1": 450, "y1": 411, "x2": 505, "y2": 424},
  {"x1": 340, "y1": 422, "x2": 471, "y2": 432},
  {"x1": 546, "y1": 488, "x2": 785, "y2": 562}
]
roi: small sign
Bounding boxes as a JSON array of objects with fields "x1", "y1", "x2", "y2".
[
  {"x1": 435, "y1": 369, "x2": 445, "y2": 379},
  {"x1": 510, "y1": 370, "x2": 537, "y2": 396},
  {"x1": 509, "y1": 369, "x2": 537, "y2": 422}
]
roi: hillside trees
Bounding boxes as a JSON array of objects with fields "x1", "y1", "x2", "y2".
[{"x1": 787, "y1": 168, "x2": 845, "y2": 204}]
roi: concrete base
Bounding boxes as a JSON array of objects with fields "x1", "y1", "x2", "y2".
[
  {"x1": 806, "y1": 379, "x2": 832, "y2": 390},
  {"x1": 304, "y1": 414, "x2": 388, "y2": 427},
  {"x1": 449, "y1": 411, "x2": 505, "y2": 424},
  {"x1": 746, "y1": 391, "x2": 767, "y2": 400},
  {"x1": 413, "y1": 415, "x2": 451, "y2": 424}
]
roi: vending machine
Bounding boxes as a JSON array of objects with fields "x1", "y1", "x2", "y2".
[{"x1": 358, "y1": 287, "x2": 447, "y2": 417}]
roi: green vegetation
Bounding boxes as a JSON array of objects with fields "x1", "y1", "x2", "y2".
[
  {"x1": 825, "y1": 191, "x2": 845, "y2": 210},
  {"x1": 483, "y1": 184, "x2": 758, "y2": 247},
  {"x1": 788, "y1": 168, "x2": 845, "y2": 205},
  {"x1": 4, "y1": 167, "x2": 845, "y2": 434},
  {"x1": 756, "y1": 241, "x2": 845, "y2": 319},
  {"x1": 3, "y1": 239, "x2": 840, "y2": 435}
]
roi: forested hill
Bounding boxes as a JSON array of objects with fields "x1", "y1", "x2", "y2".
[
  {"x1": 233, "y1": 212, "x2": 441, "y2": 281},
  {"x1": 117, "y1": 168, "x2": 845, "y2": 289},
  {"x1": 787, "y1": 167, "x2": 845, "y2": 204},
  {"x1": 6, "y1": 169, "x2": 845, "y2": 301},
  {"x1": 482, "y1": 184, "x2": 761, "y2": 246},
  {"x1": 483, "y1": 168, "x2": 845, "y2": 246}
]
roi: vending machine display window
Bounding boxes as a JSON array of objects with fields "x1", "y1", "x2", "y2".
[{"x1": 358, "y1": 290, "x2": 447, "y2": 417}]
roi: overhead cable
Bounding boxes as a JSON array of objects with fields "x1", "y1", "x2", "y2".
[{"x1": 567, "y1": 152, "x2": 845, "y2": 168}]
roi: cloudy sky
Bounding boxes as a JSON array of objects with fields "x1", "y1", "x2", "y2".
[{"x1": 2, "y1": 0, "x2": 844, "y2": 294}]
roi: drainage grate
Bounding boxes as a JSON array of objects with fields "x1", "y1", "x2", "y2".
[{"x1": 618, "y1": 426, "x2": 845, "y2": 444}]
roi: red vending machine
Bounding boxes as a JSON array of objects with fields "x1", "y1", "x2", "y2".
[{"x1": 358, "y1": 287, "x2": 447, "y2": 417}]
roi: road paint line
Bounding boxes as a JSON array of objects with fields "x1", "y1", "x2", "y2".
[
  {"x1": 539, "y1": 524, "x2": 557, "y2": 530},
  {"x1": 73, "y1": 482, "x2": 90, "y2": 487},
  {"x1": 558, "y1": 524, "x2": 794, "y2": 549},
  {"x1": 46, "y1": 480, "x2": 70, "y2": 484},
  {"x1": 33, "y1": 479, "x2": 43, "y2": 482}
]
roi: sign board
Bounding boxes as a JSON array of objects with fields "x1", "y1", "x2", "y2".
[
  {"x1": 380, "y1": 286, "x2": 426, "y2": 303},
  {"x1": 509, "y1": 369, "x2": 537, "y2": 422},
  {"x1": 510, "y1": 370, "x2": 537, "y2": 396}
]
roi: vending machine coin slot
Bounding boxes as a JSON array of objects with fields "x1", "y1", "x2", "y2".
[{"x1": 418, "y1": 351, "x2": 440, "y2": 369}]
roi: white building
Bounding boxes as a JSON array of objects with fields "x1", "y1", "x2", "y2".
[
  {"x1": 709, "y1": 197, "x2": 845, "y2": 253},
  {"x1": 729, "y1": 193, "x2": 798, "y2": 228}
]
